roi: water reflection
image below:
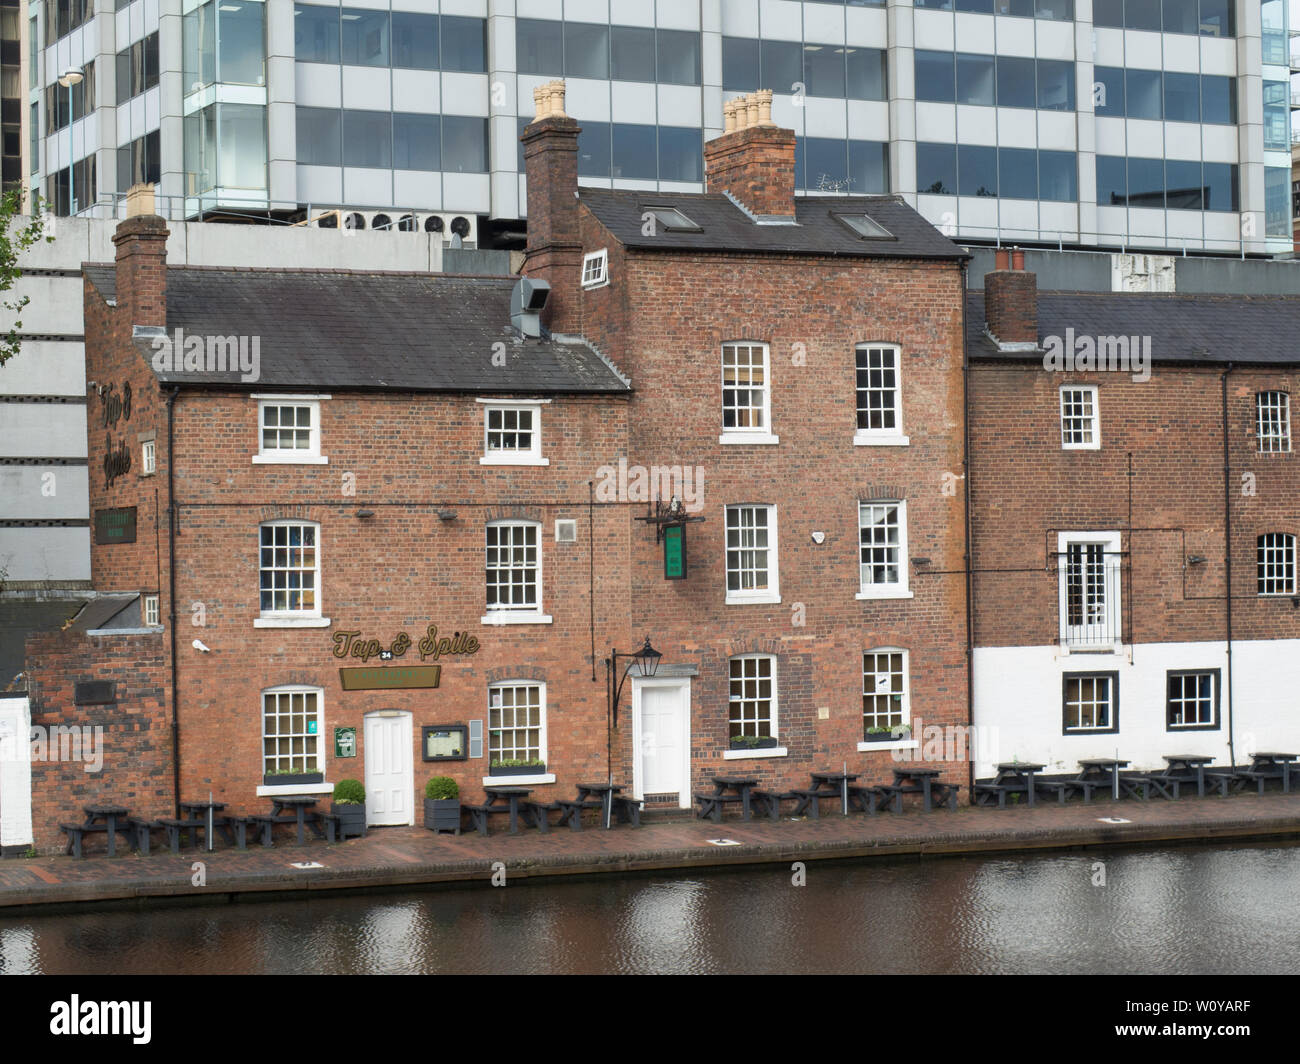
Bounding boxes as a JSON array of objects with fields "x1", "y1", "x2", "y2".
[{"x1": 4, "y1": 844, "x2": 1300, "y2": 974}]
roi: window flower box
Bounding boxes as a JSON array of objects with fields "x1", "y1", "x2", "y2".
[
  {"x1": 729, "y1": 735, "x2": 779, "y2": 751},
  {"x1": 263, "y1": 770, "x2": 324, "y2": 786},
  {"x1": 488, "y1": 760, "x2": 546, "y2": 777},
  {"x1": 863, "y1": 727, "x2": 910, "y2": 744}
]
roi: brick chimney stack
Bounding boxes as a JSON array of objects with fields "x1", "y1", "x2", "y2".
[
  {"x1": 704, "y1": 91, "x2": 796, "y2": 220},
  {"x1": 521, "y1": 80, "x2": 582, "y2": 330},
  {"x1": 112, "y1": 182, "x2": 169, "y2": 329},
  {"x1": 984, "y1": 247, "x2": 1038, "y2": 346}
]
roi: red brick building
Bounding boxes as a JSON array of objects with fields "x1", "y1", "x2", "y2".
[
  {"x1": 9, "y1": 85, "x2": 973, "y2": 849},
  {"x1": 968, "y1": 255, "x2": 1300, "y2": 776}
]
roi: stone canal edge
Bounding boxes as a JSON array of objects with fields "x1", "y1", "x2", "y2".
[{"x1": 3, "y1": 793, "x2": 1299, "y2": 913}]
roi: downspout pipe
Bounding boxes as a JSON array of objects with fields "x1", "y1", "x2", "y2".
[
  {"x1": 166, "y1": 385, "x2": 181, "y2": 818},
  {"x1": 1221, "y1": 366, "x2": 1236, "y2": 769},
  {"x1": 961, "y1": 261, "x2": 975, "y2": 800}
]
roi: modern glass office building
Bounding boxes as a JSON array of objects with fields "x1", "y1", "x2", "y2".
[{"x1": 30, "y1": 0, "x2": 1296, "y2": 253}]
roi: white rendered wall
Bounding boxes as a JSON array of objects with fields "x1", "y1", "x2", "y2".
[{"x1": 972, "y1": 638, "x2": 1300, "y2": 778}]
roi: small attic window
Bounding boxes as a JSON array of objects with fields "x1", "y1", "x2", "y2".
[
  {"x1": 582, "y1": 249, "x2": 609, "y2": 288},
  {"x1": 644, "y1": 206, "x2": 702, "y2": 233},
  {"x1": 833, "y1": 213, "x2": 896, "y2": 241}
]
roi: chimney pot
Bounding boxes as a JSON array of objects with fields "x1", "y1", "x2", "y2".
[
  {"x1": 995, "y1": 247, "x2": 1010, "y2": 271},
  {"x1": 1011, "y1": 247, "x2": 1025, "y2": 271},
  {"x1": 125, "y1": 182, "x2": 156, "y2": 220}
]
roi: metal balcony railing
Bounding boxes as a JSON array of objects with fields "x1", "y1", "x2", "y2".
[{"x1": 1059, "y1": 552, "x2": 1123, "y2": 650}]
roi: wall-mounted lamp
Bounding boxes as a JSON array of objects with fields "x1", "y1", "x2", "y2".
[
  {"x1": 1188, "y1": 555, "x2": 1208, "y2": 566},
  {"x1": 355, "y1": 509, "x2": 375, "y2": 519},
  {"x1": 437, "y1": 510, "x2": 458, "y2": 521}
]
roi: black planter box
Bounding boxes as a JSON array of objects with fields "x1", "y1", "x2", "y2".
[
  {"x1": 263, "y1": 771, "x2": 324, "y2": 786},
  {"x1": 863, "y1": 732, "x2": 909, "y2": 743},
  {"x1": 424, "y1": 798, "x2": 461, "y2": 835},
  {"x1": 488, "y1": 763, "x2": 546, "y2": 777},
  {"x1": 331, "y1": 802, "x2": 367, "y2": 838},
  {"x1": 729, "y1": 736, "x2": 779, "y2": 751}
]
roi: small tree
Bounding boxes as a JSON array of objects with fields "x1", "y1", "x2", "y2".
[{"x1": 0, "y1": 187, "x2": 54, "y2": 368}]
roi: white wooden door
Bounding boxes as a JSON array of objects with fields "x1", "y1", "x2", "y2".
[
  {"x1": 0, "y1": 699, "x2": 33, "y2": 849},
  {"x1": 364, "y1": 712, "x2": 413, "y2": 826},
  {"x1": 633, "y1": 679, "x2": 690, "y2": 809}
]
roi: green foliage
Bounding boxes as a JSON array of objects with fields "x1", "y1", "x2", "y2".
[
  {"x1": 266, "y1": 765, "x2": 317, "y2": 776},
  {"x1": 489, "y1": 758, "x2": 546, "y2": 768},
  {"x1": 425, "y1": 776, "x2": 459, "y2": 800},
  {"x1": 333, "y1": 778, "x2": 366, "y2": 804},
  {"x1": 22, "y1": 846, "x2": 37, "y2": 859},
  {"x1": 0, "y1": 188, "x2": 54, "y2": 369}
]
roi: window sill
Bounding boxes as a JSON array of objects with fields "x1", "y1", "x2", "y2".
[
  {"x1": 254, "y1": 616, "x2": 332, "y2": 628},
  {"x1": 722, "y1": 747, "x2": 788, "y2": 761},
  {"x1": 856, "y1": 589, "x2": 914, "y2": 600},
  {"x1": 252, "y1": 454, "x2": 330, "y2": 465},
  {"x1": 479, "y1": 455, "x2": 550, "y2": 466},
  {"x1": 854, "y1": 433, "x2": 910, "y2": 447},
  {"x1": 257, "y1": 782, "x2": 334, "y2": 797},
  {"x1": 719, "y1": 433, "x2": 780, "y2": 446},
  {"x1": 857, "y1": 739, "x2": 919, "y2": 753},
  {"x1": 480, "y1": 612, "x2": 553, "y2": 626},
  {"x1": 482, "y1": 773, "x2": 555, "y2": 786},
  {"x1": 1061, "y1": 444, "x2": 1100, "y2": 452},
  {"x1": 1059, "y1": 643, "x2": 1123, "y2": 655},
  {"x1": 726, "y1": 594, "x2": 781, "y2": 606}
]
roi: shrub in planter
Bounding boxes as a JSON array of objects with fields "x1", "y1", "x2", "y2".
[
  {"x1": 488, "y1": 758, "x2": 546, "y2": 777},
  {"x1": 331, "y1": 778, "x2": 367, "y2": 838},
  {"x1": 864, "y1": 725, "x2": 911, "y2": 743},
  {"x1": 424, "y1": 776, "x2": 461, "y2": 835}
]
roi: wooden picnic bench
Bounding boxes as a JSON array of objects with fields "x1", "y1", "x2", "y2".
[
  {"x1": 694, "y1": 791, "x2": 744, "y2": 822},
  {"x1": 60, "y1": 820, "x2": 133, "y2": 859},
  {"x1": 878, "y1": 779, "x2": 962, "y2": 812}
]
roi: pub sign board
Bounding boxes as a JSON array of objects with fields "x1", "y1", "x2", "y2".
[
  {"x1": 339, "y1": 665, "x2": 442, "y2": 691},
  {"x1": 94, "y1": 507, "x2": 137, "y2": 545}
]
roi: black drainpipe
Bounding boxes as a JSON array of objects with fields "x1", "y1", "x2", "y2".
[
  {"x1": 1221, "y1": 366, "x2": 1236, "y2": 769},
  {"x1": 961, "y1": 261, "x2": 975, "y2": 799},
  {"x1": 166, "y1": 385, "x2": 181, "y2": 817}
]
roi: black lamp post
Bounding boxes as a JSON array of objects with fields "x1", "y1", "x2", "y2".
[{"x1": 604, "y1": 636, "x2": 662, "y2": 783}]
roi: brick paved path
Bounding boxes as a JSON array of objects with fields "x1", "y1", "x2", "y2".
[{"x1": 3, "y1": 792, "x2": 1299, "y2": 910}]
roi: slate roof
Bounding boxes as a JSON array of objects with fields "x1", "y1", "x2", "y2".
[
  {"x1": 578, "y1": 190, "x2": 969, "y2": 260},
  {"x1": 966, "y1": 290, "x2": 1300, "y2": 365},
  {"x1": 83, "y1": 267, "x2": 631, "y2": 394}
]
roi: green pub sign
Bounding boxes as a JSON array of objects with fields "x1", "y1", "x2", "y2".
[
  {"x1": 663, "y1": 523, "x2": 686, "y2": 580},
  {"x1": 335, "y1": 727, "x2": 357, "y2": 758}
]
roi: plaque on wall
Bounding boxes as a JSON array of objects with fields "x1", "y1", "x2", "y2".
[
  {"x1": 422, "y1": 725, "x2": 468, "y2": 762},
  {"x1": 74, "y1": 681, "x2": 117, "y2": 705},
  {"x1": 94, "y1": 507, "x2": 137, "y2": 544}
]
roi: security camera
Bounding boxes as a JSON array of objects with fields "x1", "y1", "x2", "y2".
[{"x1": 192, "y1": 639, "x2": 211, "y2": 653}]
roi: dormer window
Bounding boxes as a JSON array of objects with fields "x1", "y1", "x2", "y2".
[
  {"x1": 582, "y1": 249, "x2": 609, "y2": 288},
  {"x1": 833, "y1": 213, "x2": 896, "y2": 240},
  {"x1": 643, "y1": 206, "x2": 701, "y2": 232}
]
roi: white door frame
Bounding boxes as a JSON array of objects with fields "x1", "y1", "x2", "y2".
[
  {"x1": 630, "y1": 676, "x2": 692, "y2": 809},
  {"x1": 0, "y1": 698, "x2": 33, "y2": 849},
  {"x1": 363, "y1": 709, "x2": 414, "y2": 826}
]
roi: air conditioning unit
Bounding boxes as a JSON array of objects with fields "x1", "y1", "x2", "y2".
[{"x1": 297, "y1": 209, "x2": 477, "y2": 246}]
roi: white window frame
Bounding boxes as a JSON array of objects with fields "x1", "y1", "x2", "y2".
[
  {"x1": 477, "y1": 398, "x2": 550, "y2": 467},
  {"x1": 482, "y1": 519, "x2": 552, "y2": 625},
  {"x1": 858, "y1": 647, "x2": 918, "y2": 752},
  {"x1": 143, "y1": 593, "x2": 160, "y2": 626},
  {"x1": 254, "y1": 519, "x2": 331, "y2": 628},
  {"x1": 1060, "y1": 385, "x2": 1100, "y2": 450},
  {"x1": 856, "y1": 500, "x2": 913, "y2": 600},
  {"x1": 251, "y1": 395, "x2": 330, "y2": 465},
  {"x1": 1057, "y1": 530, "x2": 1122, "y2": 652},
  {"x1": 581, "y1": 248, "x2": 609, "y2": 289},
  {"x1": 720, "y1": 340, "x2": 779, "y2": 445},
  {"x1": 725, "y1": 653, "x2": 781, "y2": 744},
  {"x1": 853, "y1": 343, "x2": 909, "y2": 447},
  {"x1": 141, "y1": 438, "x2": 156, "y2": 475},
  {"x1": 1166, "y1": 669, "x2": 1219, "y2": 730},
  {"x1": 483, "y1": 681, "x2": 556, "y2": 785},
  {"x1": 1257, "y1": 532, "x2": 1297, "y2": 596},
  {"x1": 1256, "y1": 391, "x2": 1292, "y2": 454},
  {"x1": 724, "y1": 504, "x2": 780, "y2": 605},
  {"x1": 257, "y1": 685, "x2": 332, "y2": 796}
]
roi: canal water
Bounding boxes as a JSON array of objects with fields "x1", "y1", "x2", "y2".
[{"x1": 3, "y1": 842, "x2": 1299, "y2": 974}]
